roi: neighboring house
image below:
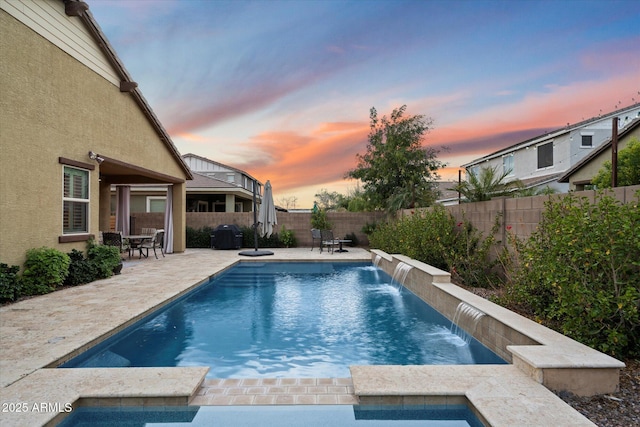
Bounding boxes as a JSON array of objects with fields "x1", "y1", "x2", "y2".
[
  {"x1": 461, "y1": 103, "x2": 640, "y2": 194},
  {"x1": 182, "y1": 153, "x2": 262, "y2": 213},
  {"x1": 0, "y1": 0, "x2": 193, "y2": 267},
  {"x1": 112, "y1": 154, "x2": 262, "y2": 215},
  {"x1": 558, "y1": 117, "x2": 640, "y2": 190},
  {"x1": 435, "y1": 181, "x2": 463, "y2": 206}
]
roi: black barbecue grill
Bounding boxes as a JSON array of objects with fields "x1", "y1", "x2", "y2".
[{"x1": 210, "y1": 224, "x2": 243, "y2": 250}]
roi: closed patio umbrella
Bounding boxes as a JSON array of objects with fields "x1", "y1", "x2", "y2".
[
  {"x1": 239, "y1": 179, "x2": 274, "y2": 257},
  {"x1": 258, "y1": 180, "x2": 277, "y2": 238}
]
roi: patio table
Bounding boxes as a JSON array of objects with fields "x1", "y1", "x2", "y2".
[{"x1": 124, "y1": 235, "x2": 153, "y2": 258}]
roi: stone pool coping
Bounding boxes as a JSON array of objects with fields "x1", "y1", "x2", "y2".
[{"x1": 0, "y1": 248, "x2": 603, "y2": 426}]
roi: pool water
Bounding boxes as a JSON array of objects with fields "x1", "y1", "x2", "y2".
[
  {"x1": 57, "y1": 405, "x2": 485, "y2": 426},
  {"x1": 62, "y1": 262, "x2": 504, "y2": 377}
]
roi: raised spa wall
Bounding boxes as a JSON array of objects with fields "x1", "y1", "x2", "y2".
[{"x1": 370, "y1": 250, "x2": 625, "y2": 397}]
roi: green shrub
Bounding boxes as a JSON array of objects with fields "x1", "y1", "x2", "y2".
[
  {"x1": 370, "y1": 206, "x2": 501, "y2": 287},
  {"x1": 87, "y1": 242, "x2": 121, "y2": 279},
  {"x1": 279, "y1": 226, "x2": 297, "y2": 248},
  {"x1": 241, "y1": 226, "x2": 280, "y2": 248},
  {"x1": 370, "y1": 205, "x2": 457, "y2": 271},
  {"x1": 361, "y1": 222, "x2": 377, "y2": 235},
  {"x1": 445, "y1": 214, "x2": 502, "y2": 288},
  {"x1": 21, "y1": 247, "x2": 70, "y2": 296},
  {"x1": 311, "y1": 209, "x2": 331, "y2": 230},
  {"x1": 499, "y1": 192, "x2": 639, "y2": 358},
  {"x1": 0, "y1": 263, "x2": 21, "y2": 302},
  {"x1": 65, "y1": 249, "x2": 97, "y2": 286},
  {"x1": 345, "y1": 232, "x2": 359, "y2": 247},
  {"x1": 186, "y1": 226, "x2": 213, "y2": 248}
]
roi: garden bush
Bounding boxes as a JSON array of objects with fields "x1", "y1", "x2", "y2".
[
  {"x1": 241, "y1": 226, "x2": 281, "y2": 248},
  {"x1": 445, "y1": 214, "x2": 502, "y2": 288},
  {"x1": 370, "y1": 205, "x2": 455, "y2": 270},
  {"x1": 65, "y1": 249, "x2": 97, "y2": 286},
  {"x1": 369, "y1": 204, "x2": 500, "y2": 286},
  {"x1": 186, "y1": 226, "x2": 213, "y2": 248},
  {"x1": 87, "y1": 242, "x2": 121, "y2": 279},
  {"x1": 21, "y1": 247, "x2": 70, "y2": 296},
  {"x1": 279, "y1": 226, "x2": 297, "y2": 248},
  {"x1": 498, "y1": 192, "x2": 639, "y2": 358},
  {"x1": 311, "y1": 209, "x2": 331, "y2": 230},
  {"x1": 0, "y1": 263, "x2": 21, "y2": 302}
]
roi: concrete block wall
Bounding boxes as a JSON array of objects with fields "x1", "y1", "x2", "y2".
[
  {"x1": 126, "y1": 211, "x2": 387, "y2": 247},
  {"x1": 402, "y1": 185, "x2": 639, "y2": 254}
]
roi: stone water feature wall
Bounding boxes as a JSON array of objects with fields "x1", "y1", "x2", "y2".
[{"x1": 371, "y1": 249, "x2": 625, "y2": 397}]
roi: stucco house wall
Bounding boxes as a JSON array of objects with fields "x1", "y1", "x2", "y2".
[
  {"x1": 462, "y1": 104, "x2": 640, "y2": 194},
  {"x1": 0, "y1": 1, "x2": 190, "y2": 267},
  {"x1": 559, "y1": 118, "x2": 640, "y2": 190}
]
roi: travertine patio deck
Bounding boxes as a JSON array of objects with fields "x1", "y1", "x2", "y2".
[{"x1": 0, "y1": 248, "x2": 597, "y2": 426}]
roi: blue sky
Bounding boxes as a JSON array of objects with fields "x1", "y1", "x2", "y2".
[{"x1": 88, "y1": 0, "x2": 640, "y2": 208}]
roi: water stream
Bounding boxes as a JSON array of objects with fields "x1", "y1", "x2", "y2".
[
  {"x1": 391, "y1": 262, "x2": 413, "y2": 291},
  {"x1": 451, "y1": 302, "x2": 485, "y2": 344}
]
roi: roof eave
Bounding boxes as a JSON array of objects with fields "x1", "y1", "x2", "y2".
[{"x1": 65, "y1": 1, "x2": 193, "y2": 181}]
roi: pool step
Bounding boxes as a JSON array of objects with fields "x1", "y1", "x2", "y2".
[{"x1": 190, "y1": 377, "x2": 357, "y2": 406}]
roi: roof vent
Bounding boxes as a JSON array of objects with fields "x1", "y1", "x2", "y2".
[
  {"x1": 120, "y1": 81, "x2": 138, "y2": 93},
  {"x1": 64, "y1": 1, "x2": 89, "y2": 17}
]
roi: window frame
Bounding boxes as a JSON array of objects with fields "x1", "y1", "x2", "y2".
[
  {"x1": 62, "y1": 165, "x2": 90, "y2": 235},
  {"x1": 536, "y1": 141, "x2": 554, "y2": 169},
  {"x1": 502, "y1": 154, "x2": 514, "y2": 176},
  {"x1": 146, "y1": 196, "x2": 167, "y2": 213},
  {"x1": 580, "y1": 132, "x2": 594, "y2": 148}
]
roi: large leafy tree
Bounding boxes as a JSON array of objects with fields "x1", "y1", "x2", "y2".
[
  {"x1": 451, "y1": 165, "x2": 523, "y2": 202},
  {"x1": 346, "y1": 105, "x2": 444, "y2": 211},
  {"x1": 591, "y1": 137, "x2": 640, "y2": 188}
]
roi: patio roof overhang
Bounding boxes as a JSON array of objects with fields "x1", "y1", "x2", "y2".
[{"x1": 98, "y1": 155, "x2": 186, "y2": 185}]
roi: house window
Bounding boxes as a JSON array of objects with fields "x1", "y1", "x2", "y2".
[
  {"x1": 226, "y1": 173, "x2": 235, "y2": 183},
  {"x1": 503, "y1": 154, "x2": 514, "y2": 176},
  {"x1": 63, "y1": 166, "x2": 89, "y2": 234},
  {"x1": 581, "y1": 134, "x2": 593, "y2": 148},
  {"x1": 146, "y1": 197, "x2": 166, "y2": 213},
  {"x1": 537, "y1": 142, "x2": 553, "y2": 169}
]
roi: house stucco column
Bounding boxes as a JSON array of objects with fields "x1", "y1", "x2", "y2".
[
  {"x1": 226, "y1": 194, "x2": 235, "y2": 212},
  {"x1": 172, "y1": 182, "x2": 187, "y2": 252},
  {"x1": 99, "y1": 179, "x2": 112, "y2": 232}
]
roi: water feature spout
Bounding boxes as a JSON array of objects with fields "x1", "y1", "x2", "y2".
[
  {"x1": 391, "y1": 262, "x2": 413, "y2": 291},
  {"x1": 373, "y1": 254, "x2": 382, "y2": 268},
  {"x1": 451, "y1": 302, "x2": 485, "y2": 344}
]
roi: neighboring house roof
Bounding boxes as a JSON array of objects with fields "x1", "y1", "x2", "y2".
[
  {"x1": 186, "y1": 171, "x2": 246, "y2": 190},
  {"x1": 435, "y1": 182, "x2": 460, "y2": 200},
  {"x1": 183, "y1": 153, "x2": 261, "y2": 184},
  {"x1": 462, "y1": 103, "x2": 640, "y2": 168},
  {"x1": 558, "y1": 117, "x2": 640, "y2": 183},
  {"x1": 519, "y1": 172, "x2": 564, "y2": 188},
  {"x1": 66, "y1": 0, "x2": 192, "y2": 180}
]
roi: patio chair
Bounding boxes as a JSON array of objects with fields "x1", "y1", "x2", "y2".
[
  {"x1": 141, "y1": 227, "x2": 156, "y2": 236},
  {"x1": 310, "y1": 228, "x2": 322, "y2": 251},
  {"x1": 102, "y1": 231, "x2": 130, "y2": 257},
  {"x1": 138, "y1": 229, "x2": 165, "y2": 259},
  {"x1": 320, "y1": 229, "x2": 339, "y2": 254}
]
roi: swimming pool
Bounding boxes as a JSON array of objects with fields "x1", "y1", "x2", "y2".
[
  {"x1": 61, "y1": 262, "x2": 505, "y2": 377},
  {"x1": 57, "y1": 404, "x2": 485, "y2": 427}
]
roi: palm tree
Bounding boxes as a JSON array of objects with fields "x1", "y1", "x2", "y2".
[{"x1": 451, "y1": 166, "x2": 522, "y2": 202}]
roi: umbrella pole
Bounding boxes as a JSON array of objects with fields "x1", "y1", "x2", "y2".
[
  {"x1": 239, "y1": 179, "x2": 273, "y2": 257},
  {"x1": 252, "y1": 180, "x2": 258, "y2": 251}
]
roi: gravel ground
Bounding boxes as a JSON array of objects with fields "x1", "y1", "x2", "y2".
[
  {"x1": 462, "y1": 285, "x2": 639, "y2": 427},
  {"x1": 556, "y1": 359, "x2": 639, "y2": 427}
]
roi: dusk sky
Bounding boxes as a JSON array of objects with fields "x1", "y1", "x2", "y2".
[{"x1": 88, "y1": 0, "x2": 640, "y2": 208}]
